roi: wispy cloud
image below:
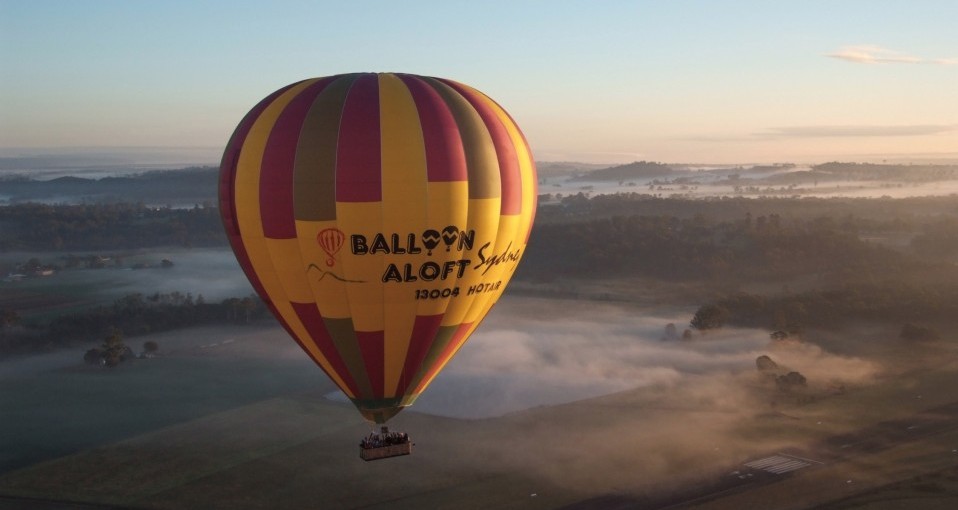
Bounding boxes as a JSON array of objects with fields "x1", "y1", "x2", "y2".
[
  {"x1": 760, "y1": 124, "x2": 957, "y2": 138},
  {"x1": 826, "y1": 45, "x2": 956, "y2": 65},
  {"x1": 683, "y1": 125, "x2": 956, "y2": 143}
]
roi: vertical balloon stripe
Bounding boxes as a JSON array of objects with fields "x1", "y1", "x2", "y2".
[
  {"x1": 292, "y1": 74, "x2": 359, "y2": 352},
  {"x1": 356, "y1": 331, "x2": 386, "y2": 399},
  {"x1": 469, "y1": 87, "x2": 539, "y2": 243},
  {"x1": 232, "y1": 81, "x2": 358, "y2": 398},
  {"x1": 395, "y1": 314, "x2": 443, "y2": 397},
  {"x1": 336, "y1": 73, "x2": 382, "y2": 202},
  {"x1": 260, "y1": 79, "x2": 329, "y2": 238},
  {"x1": 234, "y1": 83, "x2": 308, "y2": 241},
  {"x1": 333, "y1": 76, "x2": 386, "y2": 377},
  {"x1": 290, "y1": 302, "x2": 361, "y2": 396},
  {"x1": 420, "y1": 77, "x2": 500, "y2": 200},
  {"x1": 378, "y1": 73, "x2": 429, "y2": 397},
  {"x1": 323, "y1": 317, "x2": 375, "y2": 399},
  {"x1": 413, "y1": 322, "x2": 473, "y2": 395},
  {"x1": 232, "y1": 82, "x2": 312, "y2": 290},
  {"x1": 401, "y1": 324, "x2": 460, "y2": 404},
  {"x1": 417, "y1": 79, "x2": 502, "y2": 329},
  {"x1": 440, "y1": 79, "x2": 522, "y2": 215},
  {"x1": 221, "y1": 81, "x2": 301, "y2": 239},
  {"x1": 398, "y1": 74, "x2": 468, "y2": 183},
  {"x1": 511, "y1": 124, "x2": 537, "y2": 244},
  {"x1": 220, "y1": 83, "x2": 320, "y2": 392},
  {"x1": 440, "y1": 196, "x2": 501, "y2": 327},
  {"x1": 293, "y1": 74, "x2": 357, "y2": 222},
  {"x1": 452, "y1": 85, "x2": 530, "y2": 326},
  {"x1": 413, "y1": 85, "x2": 536, "y2": 396},
  {"x1": 415, "y1": 319, "x2": 482, "y2": 395}
]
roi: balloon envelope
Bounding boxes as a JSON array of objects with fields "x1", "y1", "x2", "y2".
[{"x1": 219, "y1": 73, "x2": 537, "y2": 423}]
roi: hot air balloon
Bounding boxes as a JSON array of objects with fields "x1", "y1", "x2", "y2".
[{"x1": 219, "y1": 73, "x2": 537, "y2": 453}]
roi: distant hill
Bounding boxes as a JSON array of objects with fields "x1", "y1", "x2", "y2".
[
  {"x1": 812, "y1": 162, "x2": 958, "y2": 182},
  {"x1": 0, "y1": 167, "x2": 219, "y2": 205},
  {"x1": 752, "y1": 162, "x2": 958, "y2": 186},
  {"x1": 536, "y1": 161, "x2": 609, "y2": 175},
  {"x1": 570, "y1": 161, "x2": 675, "y2": 182}
]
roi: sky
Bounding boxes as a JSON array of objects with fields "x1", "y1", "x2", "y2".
[{"x1": 1, "y1": 0, "x2": 956, "y2": 164}]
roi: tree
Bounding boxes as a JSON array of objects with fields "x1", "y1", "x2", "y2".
[
  {"x1": 756, "y1": 355, "x2": 778, "y2": 372},
  {"x1": 101, "y1": 328, "x2": 127, "y2": 367},
  {"x1": 776, "y1": 371, "x2": 807, "y2": 391},
  {"x1": 143, "y1": 340, "x2": 159, "y2": 356},
  {"x1": 690, "y1": 304, "x2": 729, "y2": 331}
]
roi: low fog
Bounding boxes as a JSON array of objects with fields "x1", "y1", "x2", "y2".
[
  {"x1": 401, "y1": 296, "x2": 885, "y2": 493},
  {"x1": 108, "y1": 249, "x2": 254, "y2": 301},
  {"x1": 412, "y1": 296, "x2": 879, "y2": 418},
  {"x1": 5, "y1": 248, "x2": 256, "y2": 304}
]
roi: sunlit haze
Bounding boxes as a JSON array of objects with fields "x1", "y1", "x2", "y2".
[{"x1": 1, "y1": 0, "x2": 955, "y2": 164}]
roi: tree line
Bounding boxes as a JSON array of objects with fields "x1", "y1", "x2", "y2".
[
  {"x1": 0, "y1": 292, "x2": 270, "y2": 357},
  {"x1": 3, "y1": 194, "x2": 956, "y2": 257},
  {"x1": 0, "y1": 202, "x2": 226, "y2": 251},
  {"x1": 689, "y1": 282, "x2": 958, "y2": 334},
  {"x1": 4, "y1": 193, "x2": 958, "y2": 345},
  {"x1": 516, "y1": 209, "x2": 943, "y2": 285},
  {"x1": 535, "y1": 192, "x2": 958, "y2": 225},
  {"x1": 0, "y1": 166, "x2": 219, "y2": 204}
]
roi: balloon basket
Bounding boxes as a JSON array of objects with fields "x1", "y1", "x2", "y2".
[
  {"x1": 359, "y1": 442, "x2": 413, "y2": 461},
  {"x1": 359, "y1": 426, "x2": 413, "y2": 461}
]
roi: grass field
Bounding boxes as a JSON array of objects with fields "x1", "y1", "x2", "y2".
[
  {"x1": 4, "y1": 349, "x2": 958, "y2": 509},
  {"x1": 0, "y1": 325, "x2": 330, "y2": 474}
]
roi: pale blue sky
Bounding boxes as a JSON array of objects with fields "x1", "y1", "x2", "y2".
[{"x1": 1, "y1": 0, "x2": 956, "y2": 163}]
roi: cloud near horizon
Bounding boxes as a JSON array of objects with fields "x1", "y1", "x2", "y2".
[
  {"x1": 826, "y1": 45, "x2": 956, "y2": 65},
  {"x1": 684, "y1": 124, "x2": 956, "y2": 143},
  {"x1": 760, "y1": 124, "x2": 957, "y2": 138}
]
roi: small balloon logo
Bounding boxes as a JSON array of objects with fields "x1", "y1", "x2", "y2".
[
  {"x1": 421, "y1": 229, "x2": 441, "y2": 255},
  {"x1": 317, "y1": 228, "x2": 345, "y2": 266},
  {"x1": 441, "y1": 226, "x2": 459, "y2": 251}
]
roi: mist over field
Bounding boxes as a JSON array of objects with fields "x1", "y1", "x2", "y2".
[
  {"x1": 0, "y1": 287, "x2": 885, "y2": 485},
  {"x1": 0, "y1": 248, "x2": 253, "y2": 306},
  {"x1": 108, "y1": 249, "x2": 252, "y2": 301},
  {"x1": 414, "y1": 297, "x2": 880, "y2": 419}
]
